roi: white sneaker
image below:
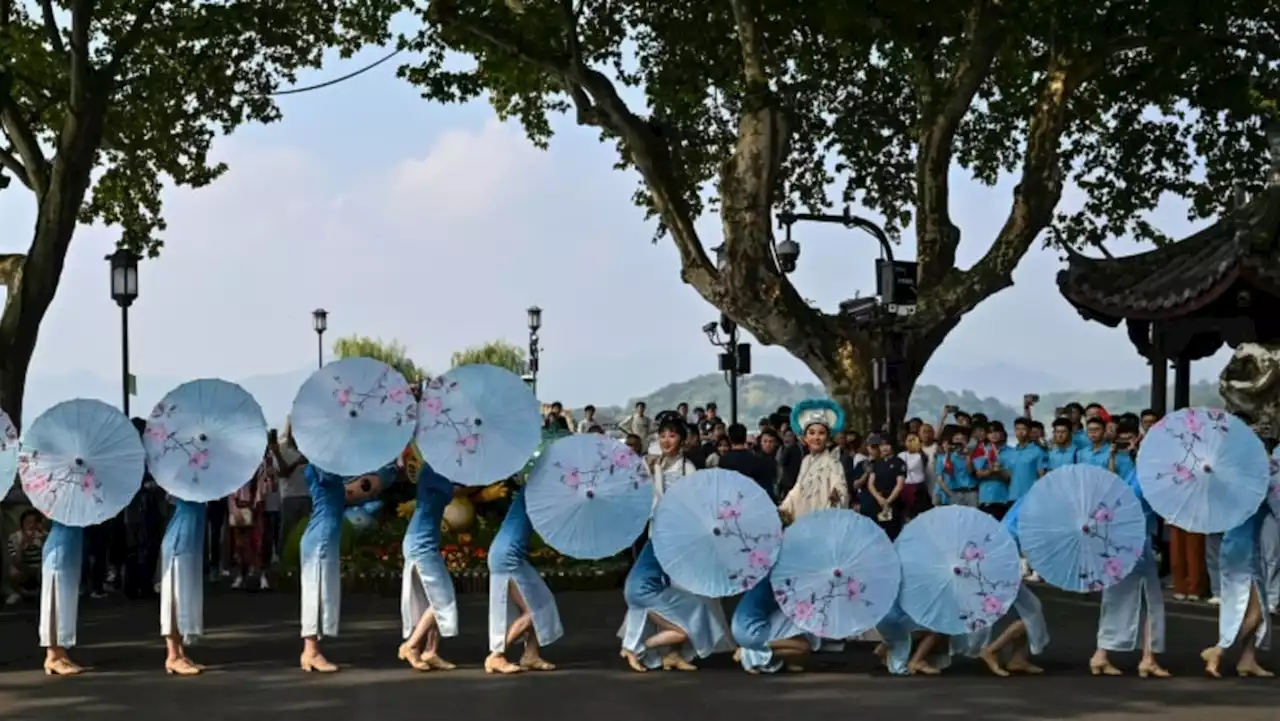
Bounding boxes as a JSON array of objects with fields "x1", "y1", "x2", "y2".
[
  {"x1": 258, "y1": 575, "x2": 270, "y2": 591},
  {"x1": 1208, "y1": 596, "x2": 1221, "y2": 606},
  {"x1": 231, "y1": 575, "x2": 244, "y2": 589},
  {"x1": 5, "y1": 592, "x2": 21, "y2": 605},
  {"x1": 1172, "y1": 593, "x2": 1187, "y2": 601},
  {"x1": 153, "y1": 582, "x2": 162, "y2": 594}
]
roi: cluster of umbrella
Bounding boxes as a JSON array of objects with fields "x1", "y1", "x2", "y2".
[
  {"x1": 0, "y1": 358, "x2": 546, "y2": 530},
  {"x1": 2, "y1": 356, "x2": 1277, "y2": 642},
  {"x1": 522, "y1": 406, "x2": 1280, "y2": 641}
]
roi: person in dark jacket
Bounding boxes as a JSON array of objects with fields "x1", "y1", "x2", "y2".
[
  {"x1": 124, "y1": 417, "x2": 164, "y2": 599},
  {"x1": 717, "y1": 423, "x2": 778, "y2": 502}
]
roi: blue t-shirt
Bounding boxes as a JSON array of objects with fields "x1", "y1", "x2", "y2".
[
  {"x1": 1046, "y1": 445, "x2": 1077, "y2": 471},
  {"x1": 936, "y1": 450, "x2": 976, "y2": 494},
  {"x1": 1072, "y1": 428, "x2": 1090, "y2": 451},
  {"x1": 1002, "y1": 443, "x2": 1047, "y2": 501},
  {"x1": 973, "y1": 453, "x2": 1009, "y2": 505},
  {"x1": 1075, "y1": 444, "x2": 1112, "y2": 469}
]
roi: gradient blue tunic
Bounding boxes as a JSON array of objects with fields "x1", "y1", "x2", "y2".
[
  {"x1": 160, "y1": 500, "x2": 207, "y2": 643},
  {"x1": 39, "y1": 522, "x2": 83, "y2": 648},
  {"x1": 731, "y1": 577, "x2": 819, "y2": 673},
  {"x1": 300, "y1": 466, "x2": 346, "y2": 638},
  {"x1": 401, "y1": 463, "x2": 459, "y2": 638},
  {"x1": 487, "y1": 490, "x2": 564, "y2": 652}
]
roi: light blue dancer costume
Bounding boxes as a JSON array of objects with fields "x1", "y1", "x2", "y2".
[
  {"x1": 953, "y1": 498, "x2": 1049, "y2": 667},
  {"x1": 487, "y1": 490, "x2": 564, "y2": 655},
  {"x1": 731, "y1": 576, "x2": 819, "y2": 673},
  {"x1": 1095, "y1": 469, "x2": 1165, "y2": 660},
  {"x1": 39, "y1": 522, "x2": 84, "y2": 650},
  {"x1": 300, "y1": 465, "x2": 347, "y2": 639},
  {"x1": 619, "y1": 540, "x2": 732, "y2": 670},
  {"x1": 876, "y1": 602, "x2": 952, "y2": 675},
  {"x1": 1212, "y1": 505, "x2": 1272, "y2": 653},
  {"x1": 401, "y1": 463, "x2": 458, "y2": 639},
  {"x1": 160, "y1": 500, "x2": 207, "y2": 644}
]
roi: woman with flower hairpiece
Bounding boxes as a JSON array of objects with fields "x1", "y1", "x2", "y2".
[
  {"x1": 397, "y1": 457, "x2": 460, "y2": 672},
  {"x1": 618, "y1": 414, "x2": 732, "y2": 672},
  {"x1": 961, "y1": 496, "x2": 1050, "y2": 676},
  {"x1": 484, "y1": 429, "x2": 566, "y2": 675},
  {"x1": 778, "y1": 400, "x2": 850, "y2": 524},
  {"x1": 1200, "y1": 500, "x2": 1274, "y2": 678},
  {"x1": 1089, "y1": 467, "x2": 1169, "y2": 678}
]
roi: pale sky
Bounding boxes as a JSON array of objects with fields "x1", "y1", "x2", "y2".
[{"x1": 0, "y1": 45, "x2": 1234, "y2": 415}]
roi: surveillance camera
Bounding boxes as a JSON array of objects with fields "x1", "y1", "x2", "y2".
[
  {"x1": 775, "y1": 239, "x2": 800, "y2": 273},
  {"x1": 702, "y1": 321, "x2": 719, "y2": 335}
]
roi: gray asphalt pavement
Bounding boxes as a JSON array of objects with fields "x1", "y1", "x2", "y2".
[{"x1": 1, "y1": 587, "x2": 1278, "y2": 720}]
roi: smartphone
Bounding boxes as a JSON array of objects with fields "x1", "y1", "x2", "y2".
[
  {"x1": 1024, "y1": 394, "x2": 1040, "y2": 405},
  {"x1": 1113, "y1": 439, "x2": 1130, "y2": 450},
  {"x1": 1053, "y1": 407, "x2": 1066, "y2": 417},
  {"x1": 944, "y1": 404, "x2": 958, "y2": 414},
  {"x1": 267, "y1": 428, "x2": 278, "y2": 444}
]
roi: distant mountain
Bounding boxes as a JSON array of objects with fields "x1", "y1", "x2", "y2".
[{"x1": 918, "y1": 362, "x2": 1071, "y2": 405}]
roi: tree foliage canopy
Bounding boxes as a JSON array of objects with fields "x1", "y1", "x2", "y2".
[
  {"x1": 333, "y1": 335, "x2": 428, "y2": 381},
  {"x1": 0, "y1": 0, "x2": 396, "y2": 253},
  {"x1": 405, "y1": 0, "x2": 1278, "y2": 244},
  {"x1": 450, "y1": 339, "x2": 527, "y2": 375},
  {"x1": 398, "y1": 0, "x2": 1279, "y2": 423}
]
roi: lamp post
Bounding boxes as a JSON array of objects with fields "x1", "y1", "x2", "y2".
[
  {"x1": 312, "y1": 308, "x2": 328, "y2": 369},
  {"x1": 702, "y1": 313, "x2": 750, "y2": 425},
  {"x1": 106, "y1": 249, "x2": 139, "y2": 415},
  {"x1": 526, "y1": 306, "x2": 542, "y2": 397},
  {"x1": 772, "y1": 208, "x2": 916, "y2": 434}
]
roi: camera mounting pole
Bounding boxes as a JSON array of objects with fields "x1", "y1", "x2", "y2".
[{"x1": 776, "y1": 207, "x2": 895, "y2": 263}]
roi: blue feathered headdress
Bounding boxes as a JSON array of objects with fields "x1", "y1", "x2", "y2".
[{"x1": 791, "y1": 398, "x2": 844, "y2": 435}]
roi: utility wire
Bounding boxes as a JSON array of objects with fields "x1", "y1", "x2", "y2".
[{"x1": 270, "y1": 48, "x2": 403, "y2": 96}]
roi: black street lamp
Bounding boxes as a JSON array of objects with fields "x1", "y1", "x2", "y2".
[
  {"x1": 702, "y1": 313, "x2": 750, "y2": 425},
  {"x1": 106, "y1": 249, "x2": 139, "y2": 415},
  {"x1": 526, "y1": 306, "x2": 542, "y2": 396},
  {"x1": 312, "y1": 308, "x2": 328, "y2": 369},
  {"x1": 774, "y1": 208, "x2": 917, "y2": 434}
]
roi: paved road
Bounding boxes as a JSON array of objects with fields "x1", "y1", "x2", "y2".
[{"x1": 1, "y1": 588, "x2": 1277, "y2": 720}]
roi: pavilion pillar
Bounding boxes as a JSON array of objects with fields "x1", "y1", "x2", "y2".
[
  {"x1": 1150, "y1": 323, "x2": 1168, "y2": 416},
  {"x1": 1173, "y1": 356, "x2": 1192, "y2": 410}
]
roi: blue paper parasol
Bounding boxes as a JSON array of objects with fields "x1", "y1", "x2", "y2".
[
  {"x1": 143, "y1": 379, "x2": 268, "y2": 502},
  {"x1": 415, "y1": 364, "x2": 541, "y2": 487},
  {"x1": 0, "y1": 409, "x2": 17, "y2": 494},
  {"x1": 1136, "y1": 407, "x2": 1268, "y2": 533},
  {"x1": 771, "y1": 509, "x2": 900, "y2": 639},
  {"x1": 894, "y1": 505, "x2": 1021, "y2": 635},
  {"x1": 291, "y1": 357, "x2": 418, "y2": 477},
  {"x1": 525, "y1": 434, "x2": 652, "y2": 560},
  {"x1": 17, "y1": 399, "x2": 146, "y2": 527},
  {"x1": 1017, "y1": 465, "x2": 1147, "y2": 592},
  {"x1": 651, "y1": 468, "x2": 783, "y2": 597}
]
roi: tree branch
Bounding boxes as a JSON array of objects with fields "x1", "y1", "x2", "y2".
[
  {"x1": 727, "y1": 0, "x2": 767, "y2": 89},
  {"x1": 915, "y1": 0, "x2": 1005, "y2": 287},
  {"x1": 925, "y1": 55, "x2": 1078, "y2": 330},
  {"x1": 0, "y1": 74, "x2": 49, "y2": 194},
  {"x1": 38, "y1": 0, "x2": 65, "y2": 55},
  {"x1": 103, "y1": 0, "x2": 163, "y2": 80},
  {"x1": 0, "y1": 145, "x2": 30, "y2": 189},
  {"x1": 68, "y1": 0, "x2": 94, "y2": 103},
  {"x1": 432, "y1": 1, "x2": 716, "y2": 287}
]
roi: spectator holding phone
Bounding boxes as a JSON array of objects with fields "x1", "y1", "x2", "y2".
[{"x1": 6, "y1": 510, "x2": 47, "y2": 604}]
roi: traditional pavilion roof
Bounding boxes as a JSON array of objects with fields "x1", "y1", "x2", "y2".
[{"x1": 1057, "y1": 182, "x2": 1280, "y2": 326}]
